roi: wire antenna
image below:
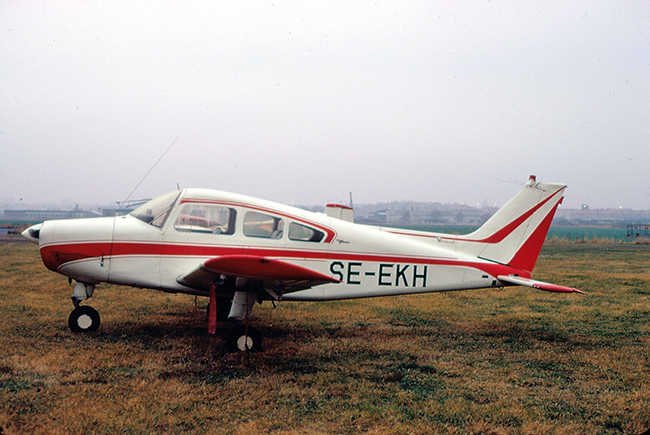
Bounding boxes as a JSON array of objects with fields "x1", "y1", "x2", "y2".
[
  {"x1": 493, "y1": 177, "x2": 526, "y2": 186},
  {"x1": 120, "y1": 136, "x2": 180, "y2": 210}
]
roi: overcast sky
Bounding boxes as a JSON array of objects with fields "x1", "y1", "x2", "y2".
[{"x1": 1, "y1": 1, "x2": 649, "y2": 210}]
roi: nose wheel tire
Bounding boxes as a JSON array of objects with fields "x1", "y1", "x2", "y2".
[
  {"x1": 68, "y1": 306, "x2": 101, "y2": 333},
  {"x1": 226, "y1": 325, "x2": 262, "y2": 352}
]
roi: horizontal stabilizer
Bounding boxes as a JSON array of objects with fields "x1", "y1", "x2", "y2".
[{"x1": 498, "y1": 275, "x2": 585, "y2": 294}]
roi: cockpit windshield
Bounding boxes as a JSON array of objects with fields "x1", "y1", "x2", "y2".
[{"x1": 130, "y1": 190, "x2": 181, "y2": 228}]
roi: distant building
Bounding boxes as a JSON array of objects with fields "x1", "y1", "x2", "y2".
[
  {"x1": 100, "y1": 207, "x2": 136, "y2": 217},
  {"x1": 555, "y1": 207, "x2": 650, "y2": 224},
  {"x1": 356, "y1": 201, "x2": 498, "y2": 226},
  {"x1": 356, "y1": 202, "x2": 650, "y2": 227},
  {"x1": 3, "y1": 209, "x2": 102, "y2": 220}
]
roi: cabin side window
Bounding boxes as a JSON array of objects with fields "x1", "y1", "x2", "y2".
[
  {"x1": 174, "y1": 204, "x2": 236, "y2": 235},
  {"x1": 288, "y1": 222, "x2": 324, "y2": 242},
  {"x1": 243, "y1": 211, "x2": 284, "y2": 239}
]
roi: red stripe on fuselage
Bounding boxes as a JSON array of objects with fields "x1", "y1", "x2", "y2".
[
  {"x1": 41, "y1": 240, "x2": 530, "y2": 280},
  {"x1": 40, "y1": 242, "x2": 112, "y2": 272}
]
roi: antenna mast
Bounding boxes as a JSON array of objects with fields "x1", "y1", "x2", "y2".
[{"x1": 120, "y1": 136, "x2": 180, "y2": 209}]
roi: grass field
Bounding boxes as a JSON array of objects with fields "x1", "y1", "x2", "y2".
[{"x1": 1, "y1": 241, "x2": 649, "y2": 434}]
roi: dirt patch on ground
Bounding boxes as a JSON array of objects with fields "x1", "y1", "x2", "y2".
[{"x1": 0, "y1": 235, "x2": 30, "y2": 244}]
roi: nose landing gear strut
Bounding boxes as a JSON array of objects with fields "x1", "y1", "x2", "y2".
[{"x1": 68, "y1": 282, "x2": 101, "y2": 333}]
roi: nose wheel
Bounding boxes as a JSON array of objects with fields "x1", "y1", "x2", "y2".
[{"x1": 68, "y1": 306, "x2": 101, "y2": 333}]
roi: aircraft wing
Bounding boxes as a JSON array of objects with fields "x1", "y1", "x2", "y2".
[
  {"x1": 177, "y1": 255, "x2": 341, "y2": 295},
  {"x1": 497, "y1": 275, "x2": 585, "y2": 294}
]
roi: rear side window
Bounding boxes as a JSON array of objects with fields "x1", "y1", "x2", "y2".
[
  {"x1": 174, "y1": 204, "x2": 236, "y2": 235},
  {"x1": 243, "y1": 211, "x2": 284, "y2": 239},
  {"x1": 289, "y1": 222, "x2": 324, "y2": 242}
]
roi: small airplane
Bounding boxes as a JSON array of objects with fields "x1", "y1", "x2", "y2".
[{"x1": 22, "y1": 175, "x2": 583, "y2": 352}]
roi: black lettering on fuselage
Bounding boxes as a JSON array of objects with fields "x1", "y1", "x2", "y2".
[
  {"x1": 413, "y1": 265, "x2": 428, "y2": 287},
  {"x1": 347, "y1": 262, "x2": 362, "y2": 285},
  {"x1": 328, "y1": 261, "x2": 428, "y2": 288},
  {"x1": 395, "y1": 264, "x2": 409, "y2": 287},
  {"x1": 378, "y1": 263, "x2": 393, "y2": 286},
  {"x1": 330, "y1": 261, "x2": 344, "y2": 283}
]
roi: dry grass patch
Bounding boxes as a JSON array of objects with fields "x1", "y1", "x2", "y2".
[{"x1": 1, "y1": 242, "x2": 650, "y2": 434}]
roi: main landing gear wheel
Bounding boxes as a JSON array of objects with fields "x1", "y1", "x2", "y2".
[
  {"x1": 226, "y1": 325, "x2": 262, "y2": 352},
  {"x1": 68, "y1": 306, "x2": 101, "y2": 333}
]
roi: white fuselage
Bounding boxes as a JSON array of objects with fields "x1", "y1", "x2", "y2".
[{"x1": 32, "y1": 188, "x2": 528, "y2": 302}]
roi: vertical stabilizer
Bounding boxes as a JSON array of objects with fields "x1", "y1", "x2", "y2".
[
  {"x1": 325, "y1": 203, "x2": 354, "y2": 222},
  {"x1": 455, "y1": 176, "x2": 566, "y2": 272}
]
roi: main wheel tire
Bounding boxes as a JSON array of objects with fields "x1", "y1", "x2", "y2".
[
  {"x1": 68, "y1": 306, "x2": 101, "y2": 333},
  {"x1": 226, "y1": 325, "x2": 262, "y2": 352}
]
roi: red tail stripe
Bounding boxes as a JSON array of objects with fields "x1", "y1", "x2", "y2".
[
  {"x1": 469, "y1": 187, "x2": 563, "y2": 244},
  {"x1": 507, "y1": 200, "x2": 561, "y2": 272},
  {"x1": 385, "y1": 186, "x2": 564, "y2": 243}
]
